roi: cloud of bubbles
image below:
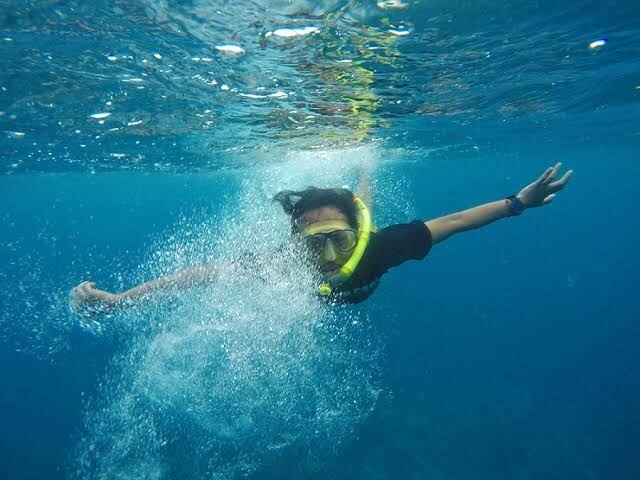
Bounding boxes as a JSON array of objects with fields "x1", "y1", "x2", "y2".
[{"x1": 73, "y1": 144, "x2": 411, "y2": 479}]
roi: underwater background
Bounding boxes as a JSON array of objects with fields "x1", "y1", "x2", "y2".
[{"x1": 1, "y1": 0, "x2": 639, "y2": 479}]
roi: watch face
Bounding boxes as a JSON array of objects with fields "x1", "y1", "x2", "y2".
[{"x1": 509, "y1": 197, "x2": 525, "y2": 215}]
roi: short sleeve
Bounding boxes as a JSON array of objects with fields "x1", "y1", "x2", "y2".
[{"x1": 372, "y1": 220, "x2": 432, "y2": 273}]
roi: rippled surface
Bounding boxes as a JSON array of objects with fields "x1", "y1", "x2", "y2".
[{"x1": 1, "y1": 0, "x2": 638, "y2": 172}]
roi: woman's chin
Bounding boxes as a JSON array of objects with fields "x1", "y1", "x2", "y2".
[{"x1": 320, "y1": 263, "x2": 340, "y2": 275}]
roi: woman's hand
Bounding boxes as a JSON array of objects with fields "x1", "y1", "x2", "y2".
[
  {"x1": 517, "y1": 162, "x2": 573, "y2": 208},
  {"x1": 70, "y1": 281, "x2": 120, "y2": 315}
]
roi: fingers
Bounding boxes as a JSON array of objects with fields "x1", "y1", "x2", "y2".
[
  {"x1": 535, "y1": 167, "x2": 554, "y2": 185},
  {"x1": 543, "y1": 194, "x2": 556, "y2": 205},
  {"x1": 82, "y1": 281, "x2": 95, "y2": 290},
  {"x1": 549, "y1": 169, "x2": 573, "y2": 192},
  {"x1": 543, "y1": 162, "x2": 562, "y2": 185},
  {"x1": 76, "y1": 281, "x2": 96, "y2": 295}
]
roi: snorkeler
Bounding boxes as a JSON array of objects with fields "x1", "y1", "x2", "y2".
[{"x1": 71, "y1": 163, "x2": 572, "y2": 310}]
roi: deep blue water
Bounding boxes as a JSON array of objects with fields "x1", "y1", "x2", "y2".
[{"x1": 1, "y1": 1, "x2": 640, "y2": 479}]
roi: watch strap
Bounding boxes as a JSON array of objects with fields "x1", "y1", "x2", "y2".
[{"x1": 506, "y1": 195, "x2": 526, "y2": 216}]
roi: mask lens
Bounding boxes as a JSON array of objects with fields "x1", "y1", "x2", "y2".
[
  {"x1": 303, "y1": 235, "x2": 325, "y2": 254},
  {"x1": 330, "y1": 230, "x2": 357, "y2": 252}
]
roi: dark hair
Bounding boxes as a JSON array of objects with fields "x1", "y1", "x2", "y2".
[{"x1": 273, "y1": 187, "x2": 358, "y2": 232}]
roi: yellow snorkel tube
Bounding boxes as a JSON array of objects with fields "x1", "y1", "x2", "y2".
[{"x1": 318, "y1": 196, "x2": 374, "y2": 296}]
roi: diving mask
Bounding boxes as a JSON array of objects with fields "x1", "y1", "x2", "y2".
[{"x1": 300, "y1": 221, "x2": 357, "y2": 255}]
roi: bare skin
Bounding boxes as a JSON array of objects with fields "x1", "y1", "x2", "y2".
[
  {"x1": 70, "y1": 163, "x2": 572, "y2": 314},
  {"x1": 425, "y1": 162, "x2": 572, "y2": 243}
]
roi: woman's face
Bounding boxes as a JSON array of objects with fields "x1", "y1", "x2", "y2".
[{"x1": 296, "y1": 206, "x2": 354, "y2": 274}]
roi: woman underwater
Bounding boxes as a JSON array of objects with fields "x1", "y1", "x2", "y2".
[{"x1": 71, "y1": 163, "x2": 572, "y2": 310}]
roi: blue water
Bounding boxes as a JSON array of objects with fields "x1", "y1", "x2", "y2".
[{"x1": 1, "y1": 1, "x2": 640, "y2": 479}]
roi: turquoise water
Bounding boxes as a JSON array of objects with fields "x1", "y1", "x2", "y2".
[{"x1": 1, "y1": 1, "x2": 639, "y2": 479}]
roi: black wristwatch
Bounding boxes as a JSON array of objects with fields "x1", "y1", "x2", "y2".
[{"x1": 506, "y1": 195, "x2": 526, "y2": 216}]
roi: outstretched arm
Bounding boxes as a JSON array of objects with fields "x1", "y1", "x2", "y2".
[
  {"x1": 70, "y1": 263, "x2": 221, "y2": 315},
  {"x1": 426, "y1": 163, "x2": 573, "y2": 245}
]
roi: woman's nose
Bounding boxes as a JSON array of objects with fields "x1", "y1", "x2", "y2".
[{"x1": 322, "y1": 239, "x2": 338, "y2": 261}]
